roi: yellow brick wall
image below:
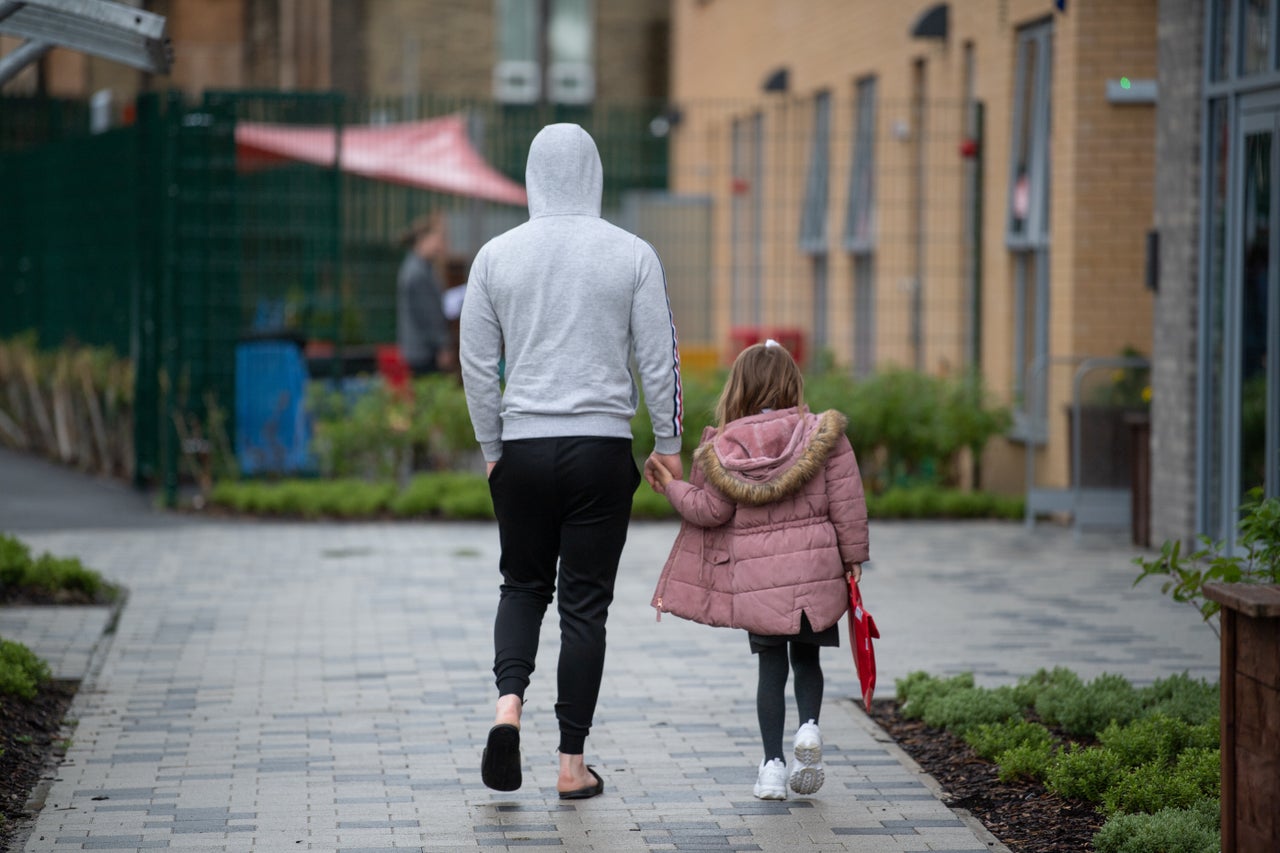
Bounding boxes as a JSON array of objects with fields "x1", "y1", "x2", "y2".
[{"x1": 670, "y1": 0, "x2": 1157, "y2": 494}]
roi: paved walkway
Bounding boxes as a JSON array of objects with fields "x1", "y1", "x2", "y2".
[{"x1": 1, "y1": 448, "x2": 1220, "y2": 852}]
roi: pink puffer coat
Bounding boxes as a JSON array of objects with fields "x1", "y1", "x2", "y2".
[{"x1": 651, "y1": 407, "x2": 869, "y2": 635}]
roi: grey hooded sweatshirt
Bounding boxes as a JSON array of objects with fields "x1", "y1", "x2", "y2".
[{"x1": 459, "y1": 123, "x2": 684, "y2": 462}]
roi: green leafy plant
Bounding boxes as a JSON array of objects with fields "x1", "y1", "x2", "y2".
[
  {"x1": 0, "y1": 638, "x2": 51, "y2": 700},
  {"x1": 1092, "y1": 800, "x2": 1219, "y2": 853},
  {"x1": 920, "y1": 685, "x2": 1021, "y2": 734},
  {"x1": 994, "y1": 739, "x2": 1056, "y2": 783},
  {"x1": 1034, "y1": 671, "x2": 1143, "y2": 737},
  {"x1": 0, "y1": 533, "x2": 118, "y2": 603},
  {"x1": 1100, "y1": 748, "x2": 1220, "y2": 816},
  {"x1": 1097, "y1": 715, "x2": 1218, "y2": 770},
  {"x1": 1044, "y1": 743, "x2": 1125, "y2": 802},
  {"x1": 964, "y1": 718, "x2": 1054, "y2": 761},
  {"x1": 1134, "y1": 488, "x2": 1280, "y2": 635},
  {"x1": 1137, "y1": 672, "x2": 1220, "y2": 726}
]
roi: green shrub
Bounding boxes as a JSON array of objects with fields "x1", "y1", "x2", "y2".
[
  {"x1": 964, "y1": 718, "x2": 1054, "y2": 761},
  {"x1": 896, "y1": 671, "x2": 975, "y2": 720},
  {"x1": 1008, "y1": 666, "x2": 1082, "y2": 709},
  {"x1": 1093, "y1": 800, "x2": 1219, "y2": 853},
  {"x1": 1097, "y1": 714, "x2": 1218, "y2": 769},
  {"x1": 437, "y1": 477, "x2": 495, "y2": 519},
  {"x1": 391, "y1": 472, "x2": 478, "y2": 517},
  {"x1": 1101, "y1": 748, "x2": 1221, "y2": 816},
  {"x1": 921, "y1": 686, "x2": 1021, "y2": 734},
  {"x1": 995, "y1": 740, "x2": 1056, "y2": 783},
  {"x1": 630, "y1": 483, "x2": 677, "y2": 519},
  {"x1": 0, "y1": 534, "x2": 33, "y2": 587},
  {"x1": 1138, "y1": 672, "x2": 1219, "y2": 726},
  {"x1": 0, "y1": 535, "x2": 116, "y2": 602},
  {"x1": 1035, "y1": 671, "x2": 1143, "y2": 737},
  {"x1": 1045, "y1": 744, "x2": 1125, "y2": 802},
  {"x1": 0, "y1": 638, "x2": 51, "y2": 700},
  {"x1": 866, "y1": 486, "x2": 1024, "y2": 520}
]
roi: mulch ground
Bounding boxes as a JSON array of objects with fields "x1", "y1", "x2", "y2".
[
  {"x1": 868, "y1": 698, "x2": 1105, "y2": 852},
  {"x1": 0, "y1": 680, "x2": 76, "y2": 851}
]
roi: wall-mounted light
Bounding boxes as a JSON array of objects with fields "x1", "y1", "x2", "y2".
[
  {"x1": 762, "y1": 67, "x2": 789, "y2": 94},
  {"x1": 910, "y1": 4, "x2": 949, "y2": 40},
  {"x1": 1106, "y1": 77, "x2": 1157, "y2": 104}
]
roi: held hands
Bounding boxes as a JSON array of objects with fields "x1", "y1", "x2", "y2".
[{"x1": 644, "y1": 452, "x2": 682, "y2": 494}]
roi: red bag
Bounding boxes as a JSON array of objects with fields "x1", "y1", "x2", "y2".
[{"x1": 847, "y1": 576, "x2": 880, "y2": 712}]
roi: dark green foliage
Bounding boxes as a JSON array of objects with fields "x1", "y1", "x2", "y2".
[
  {"x1": 1137, "y1": 672, "x2": 1219, "y2": 726},
  {"x1": 0, "y1": 534, "x2": 33, "y2": 587},
  {"x1": 896, "y1": 671, "x2": 975, "y2": 719},
  {"x1": 0, "y1": 638, "x2": 51, "y2": 700},
  {"x1": 1100, "y1": 748, "x2": 1221, "y2": 816},
  {"x1": 436, "y1": 478, "x2": 495, "y2": 520},
  {"x1": 964, "y1": 718, "x2": 1054, "y2": 761},
  {"x1": 1092, "y1": 800, "x2": 1220, "y2": 853},
  {"x1": 1044, "y1": 744, "x2": 1125, "y2": 802},
  {"x1": 920, "y1": 686, "x2": 1022, "y2": 734},
  {"x1": 390, "y1": 473, "x2": 487, "y2": 517},
  {"x1": 209, "y1": 479, "x2": 395, "y2": 518},
  {"x1": 0, "y1": 533, "x2": 117, "y2": 602},
  {"x1": 1034, "y1": 672, "x2": 1142, "y2": 737},
  {"x1": 994, "y1": 740, "x2": 1056, "y2": 783},
  {"x1": 1097, "y1": 715, "x2": 1218, "y2": 769},
  {"x1": 1008, "y1": 666, "x2": 1081, "y2": 709},
  {"x1": 866, "y1": 486, "x2": 1023, "y2": 520}
]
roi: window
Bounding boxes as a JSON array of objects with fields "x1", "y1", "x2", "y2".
[
  {"x1": 844, "y1": 78, "x2": 876, "y2": 252},
  {"x1": 494, "y1": 0, "x2": 594, "y2": 104},
  {"x1": 731, "y1": 113, "x2": 763, "y2": 326},
  {"x1": 1006, "y1": 23, "x2": 1052, "y2": 247},
  {"x1": 1241, "y1": 0, "x2": 1269, "y2": 76},
  {"x1": 845, "y1": 78, "x2": 877, "y2": 375},
  {"x1": 800, "y1": 91, "x2": 832, "y2": 254},
  {"x1": 1008, "y1": 21, "x2": 1053, "y2": 438},
  {"x1": 801, "y1": 92, "x2": 832, "y2": 354}
]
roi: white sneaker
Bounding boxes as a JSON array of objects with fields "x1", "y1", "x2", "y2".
[
  {"x1": 753, "y1": 757, "x2": 788, "y2": 800},
  {"x1": 788, "y1": 719, "x2": 825, "y2": 795}
]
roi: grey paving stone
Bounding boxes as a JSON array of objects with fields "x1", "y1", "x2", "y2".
[{"x1": 4, "y1": 514, "x2": 1223, "y2": 853}]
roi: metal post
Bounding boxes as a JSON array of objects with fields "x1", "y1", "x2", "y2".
[{"x1": 0, "y1": 39, "x2": 52, "y2": 87}]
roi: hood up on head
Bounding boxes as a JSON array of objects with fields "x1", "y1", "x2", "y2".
[
  {"x1": 524, "y1": 123, "x2": 603, "y2": 218},
  {"x1": 694, "y1": 408, "x2": 849, "y2": 507}
]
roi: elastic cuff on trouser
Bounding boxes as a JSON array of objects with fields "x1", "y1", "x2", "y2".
[
  {"x1": 558, "y1": 733, "x2": 585, "y2": 755},
  {"x1": 496, "y1": 678, "x2": 527, "y2": 701}
]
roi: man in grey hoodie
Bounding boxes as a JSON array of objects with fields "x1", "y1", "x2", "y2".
[{"x1": 460, "y1": 123, "x2": 684, "y2": 798}]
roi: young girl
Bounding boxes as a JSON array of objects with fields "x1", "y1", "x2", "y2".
[{"x1": 647, "y1": 340, "x2": 869, "y2": 800}]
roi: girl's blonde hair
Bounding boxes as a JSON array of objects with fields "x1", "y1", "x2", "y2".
[{"x1": 715, "y1": 342, "x2": 805, "y2": 426}]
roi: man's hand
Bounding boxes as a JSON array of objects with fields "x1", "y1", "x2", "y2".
[
  {"x1": 486, "y1": 461, "x2": 497, "y2": 478},
  {"x1": 645, "y1": 452, "x2": 682, "y2": 492}
]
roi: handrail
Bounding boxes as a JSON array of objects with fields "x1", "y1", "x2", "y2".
[{"x1": 1022, "y1": 354, "x2": 1151, "y2": 532}]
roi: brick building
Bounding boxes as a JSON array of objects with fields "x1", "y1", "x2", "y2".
[
  {"x1": 2, "y1": 1, "x2": 669, "y2": 106},
  {"x1": 1153, "y1": 0, "x2": 1279, "y2": 550},
  {"x1": 667, "y1": 0, "x2": 1158, "y2": 501}
]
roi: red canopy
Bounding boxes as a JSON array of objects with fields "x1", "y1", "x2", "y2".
[{"x1": 235, "y1": 113, "x2": 528, "y2": 207}]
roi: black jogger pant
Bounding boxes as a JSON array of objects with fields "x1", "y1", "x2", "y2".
[{"x1": 487, "y1": 436, "x2": 641, "y2": 755}]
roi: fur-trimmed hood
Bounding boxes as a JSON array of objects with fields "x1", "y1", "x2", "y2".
[{"x1": 694, "y1": 408, "x2": 849, "y2": 507}]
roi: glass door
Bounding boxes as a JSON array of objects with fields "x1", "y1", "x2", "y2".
[{"x1": 1217, "y1": 97, "x2": 1280, "y2": 545}]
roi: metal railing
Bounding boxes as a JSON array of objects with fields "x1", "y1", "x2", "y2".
[{"x1": 1023, "y1": 355, "x2": 1151, "y2": 539}]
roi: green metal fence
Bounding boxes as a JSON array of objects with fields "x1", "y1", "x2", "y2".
[{"x1": 0, "y1": 91, "x2": 671, "y2": 503}]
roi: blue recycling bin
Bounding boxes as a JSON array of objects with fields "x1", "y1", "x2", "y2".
[{"x1": 235, "y1": 340, "x2": 314, "y2": 475}]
